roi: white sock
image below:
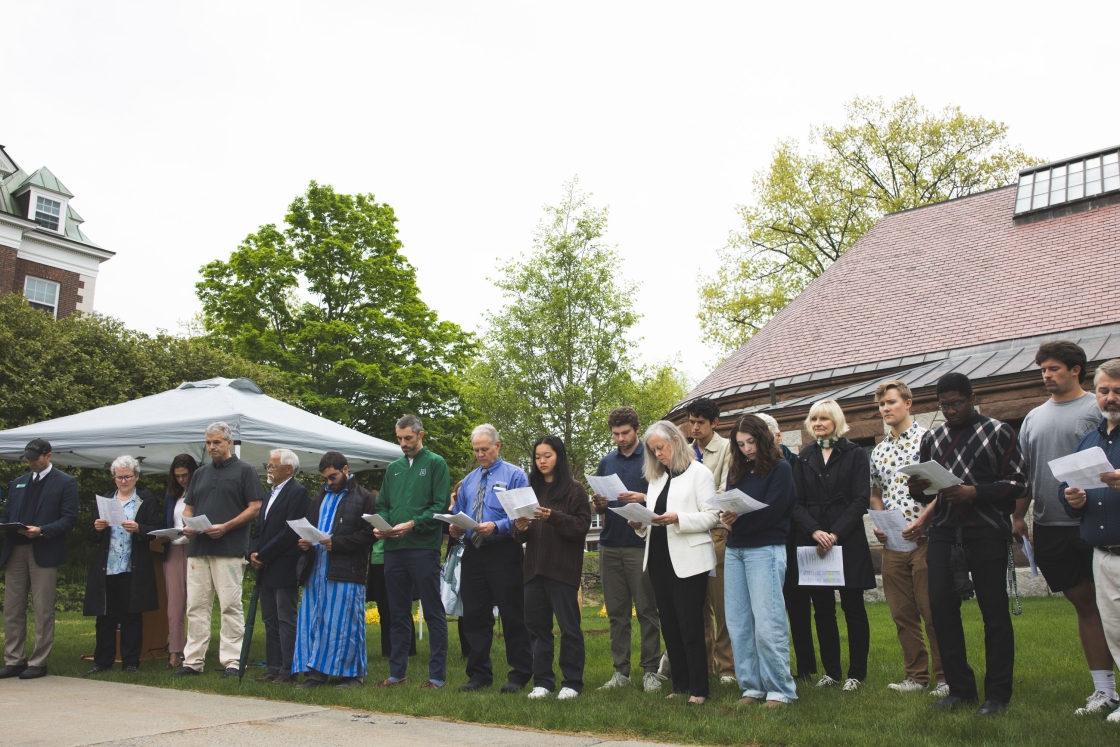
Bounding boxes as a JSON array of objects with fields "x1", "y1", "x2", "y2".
[{"x1": 1090, "y1": 670, "x2": 1117, "y2": 699}]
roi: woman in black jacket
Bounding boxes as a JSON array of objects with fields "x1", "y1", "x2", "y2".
[
  {"x1": 791, "y1": 400, "x2": 873, "y2": 692},
  {"x1": 83, "y1": 455, "x2": 163, "y2": 675}
]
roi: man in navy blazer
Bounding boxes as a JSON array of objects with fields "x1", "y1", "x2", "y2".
[
  {"x1": 0, "y1": 439, "x2": 79, "y2": 679},
  {"x1": 249, "y1": 448, "x2": 310, "y2": 684}
]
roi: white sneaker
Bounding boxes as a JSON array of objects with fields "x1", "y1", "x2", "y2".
[
  {"x1": 643, "y1": 672, "x2": 666, "y2": 692},
  {"x1": 598, "y1": 672, "x2": 630, "y2": 690},
  {"x1": 816, "y1": 675, "x2": 839, "y2": 688},
  {"x1": 1076, "y1": 690, "x2": 1119, "y2": 715},
  {"x1": 720, "y1": 675, "x2": 737, "y2": 685},
  {"x1": 888, "y1": 678, "x2": 924, "y2": 692},
  {"x1": 842, "y1": 678, "x2": 861, "y2": 692},
  {"x1": 929, "y1": 682, "x2": 950, "y2": 697},
  {"x1": 1107, "y1": 708, "x2": 1120, "y2": 723},
  {"x1": 557, "y1": 687, "x2": 580, "y2": 700},
  {"x1": 528, "y1": 687, "x2": 552, "y2": 699}
]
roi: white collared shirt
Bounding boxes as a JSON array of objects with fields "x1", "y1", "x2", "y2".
[
  {"x1": 32, "y1": 463, "x2": 53, "y2": 481},
  {"x1": 263, "y1": 477, "x2": 291, "y2": 519}
]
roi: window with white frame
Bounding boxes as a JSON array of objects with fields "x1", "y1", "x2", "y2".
[
  {"x1": 589, "y1": 512, "x2": 603, "y2": 530},
  {"x1": 24, "y1": 276, "x2": 60, "y2": 317},
  {"x1": 34, "y1": 195, "x2": 62, "y2": 232}
]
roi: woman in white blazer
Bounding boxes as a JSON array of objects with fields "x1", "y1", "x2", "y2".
[{"x1": 628, "y1": 420, "x2": 719, "y2": 703}]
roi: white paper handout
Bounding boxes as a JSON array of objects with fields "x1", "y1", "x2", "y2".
[
  {"x1": 1048, "y1": 447, "x2": 1115, "y2": 491},
  {"x1": 287, "y1": 517, "x2": 331, "y2": 544},
  {"x1": 435, "y1": 513, "x2": 480, "y2": 530},
  {"x1": 182, "y1": 514, "x2": 213, "y2": 531},
  {"x1": 148, "y1": 528, "x2": 185, "y2": 540},
  {"x1": 868, "y1": 509, "x2": 918, "y2": 552},
  {"x1": 609, "y1": 502, "x2": 658, "y2": 526},
  {"x1": 585, "y1": 473, "x2": 628, "y2": 501},
  {"x1": 709, "y1": 489, "x2": 769, "y2": 515},
  {"x1": 796, "y1": 546, "x2": 845, "y2": 586},
  {"x1": 896, "y1": 461, "x2": 964, "y2": 495},
  {"x1": 96, "y1": 495, "x2": 128, "y2": 526},
  {"x1": 361, "y1": 513, "x2": 393, "y2": 532},
  {"x1": 1021, "y1": 538, "x2": 1039, "y2": 578},
  {"x1": 496, "y1": 486, "x2": 540, "y2": 520}
]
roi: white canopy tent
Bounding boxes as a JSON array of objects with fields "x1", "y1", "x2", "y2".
[{"x1": 0, "y1": 377, "x2": 403, "y2": 475}]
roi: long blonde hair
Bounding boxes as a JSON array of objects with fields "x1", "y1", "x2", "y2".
[{"x1": 642, "y1": 420, "x2": 696, "y2": 483}]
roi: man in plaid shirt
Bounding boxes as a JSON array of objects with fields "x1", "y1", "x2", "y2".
[{"x1": 908, "y1": 372, "x2": 1028, "y2": 718}]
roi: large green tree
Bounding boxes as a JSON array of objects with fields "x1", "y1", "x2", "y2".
[
  {"x1": 196, "y1": 182, "x2": 476, "y2": 470},
  {"x1": 464, "y1": 180, "x2": 687, "y2": 477},
  {"x1": 699, "y1": 96, "x2": 1040, "y2": 354}
]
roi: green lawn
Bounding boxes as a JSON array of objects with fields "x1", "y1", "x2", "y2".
[{"x1": 17, "y1": 598, "x2": 1119, "y2": 746}]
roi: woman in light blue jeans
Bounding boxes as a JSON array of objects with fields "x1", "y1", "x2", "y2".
[{"x1": 721, "y1": 414, "x2": 798, "y2": 707}]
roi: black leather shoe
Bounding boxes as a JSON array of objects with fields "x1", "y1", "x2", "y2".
[
  {"x1": 83, "y1": 666, "x2": 110, "y2": 677},
  {"x1": 459, "y1": 680, "x2": 491, "y2": 692},
  {"x1": 930, "y1": 694, "x2": 975, "y2": 711},
  {"x1": 977, "y1": 700, "x2": 1007, "y2": 716},
  {"x1": 500, "y1": 681, "x2": 525, "y2": 694},
  {"x1": 18, "y1": 666, "x2": 47, "y2": 679},
  {"x1": 173, "y1": 666, "x2": 202, "y2": 677},
  {"x1": 123, "y1": 665, "x2": 139, "y2": 674},
  {"x1": 0, "y1": 664, "x2": 28, "y2": 679},
  {"x1": 220, "y1": 667, "x2": 240, "y2": 679}
]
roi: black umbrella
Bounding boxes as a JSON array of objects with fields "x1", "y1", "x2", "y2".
[{"x1": 238, "y1": 583, "x2": 261, "y2": 683}]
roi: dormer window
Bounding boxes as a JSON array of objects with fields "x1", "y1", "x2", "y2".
[
  {"x1": 1015, "y1": 148, "x2": 1120, "y2": 215},
  {"x1": 34, "y1": 195, "x2": 62, "y2": 231}
]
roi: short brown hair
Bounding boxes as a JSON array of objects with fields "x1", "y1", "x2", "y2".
[
  {"x1": 874, "y1": 379, "x2": 913, "y2": 402},
  {"x1": 1035, "y1": 341, "x2": 1088, "y2": 383},
  {"x1": 608, "y1": 406, "x2": 640, "y2": 431}
]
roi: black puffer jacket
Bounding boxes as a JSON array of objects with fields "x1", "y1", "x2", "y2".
[
  {"x1": 84, "y1": 488, "x2": 163, "y2": 616},
  {"x1": 297, "y1": 477, "x2": 378, "y2": 585}
]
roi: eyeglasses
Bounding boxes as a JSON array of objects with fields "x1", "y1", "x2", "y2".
[
  {"x1": 265, "y1": 464, "x2": 281, "y2": 471},
  {"x1": 115, "y1": 474, "x2": 136, "y2": 482},
  {"x1": 937, "y1": 399, "x2": 968, "y2": 413}
]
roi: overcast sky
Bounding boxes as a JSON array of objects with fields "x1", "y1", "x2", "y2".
[{"x1": 6, "y1": 1, "x2": 1119, "y2": 386}]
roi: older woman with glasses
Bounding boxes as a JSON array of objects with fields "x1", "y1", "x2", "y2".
[
  {"x1": 161, "y1": 453, "x2": 198, "y2": 669},
  {"x1": 83, "y1": 455, "x2": 163, "y2": 675},
  {"x1": 628, "y1": 420, "x2": 720, "y2": 704}
]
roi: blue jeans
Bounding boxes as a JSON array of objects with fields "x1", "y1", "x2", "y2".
[
  {"x1": 724, "y1": 544, "x2": 798, "y2": 703},
  {"x1": 385, "y1": 549, "x2": 448, "y2": 682}
]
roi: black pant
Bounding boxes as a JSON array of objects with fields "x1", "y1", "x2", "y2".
[
  {"x1": 94, "y1": 573, "x2": 143, "y2": 669},
  {"x1": 648, "y1": 549, "x2": 710, "y2": 697},
  {"x1": 524, "y1": 576, "x2": 585, "y2": 692},
  {"x1": 366, "y1": 563, "x2": 416, "y2": 658},
  {"x1": 461, "y1": 540, "x2": 532, "y2": 685},
  {"x1": 259, "y1": 584, "x2": 298, "y2": 674},
  {"x1": 802, "y1": 586, "x2": 869, "y2": 681},
  {"x1": 928, "y1": 536, "x2": 1014, "y2": 704},
  {"x1": 784, "y1": 542, "x2": 817, "y2": 677},
  {"x1": 385, "y1": 549, "x2": 448, "y2": 682}
]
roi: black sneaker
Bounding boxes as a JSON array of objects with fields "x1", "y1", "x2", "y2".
[
  {"x1": 123, "y1": 665, "x2": 139, "y2": 674},
  {"x1": 173, "y1": 666, "x2": 202, "y2": 677},
  {"x1": 83, "y1": 666, "x2": 110, "y2": 677},
  {"x1": 220, "y1": 667, "x2": 240, "y2": 679}
]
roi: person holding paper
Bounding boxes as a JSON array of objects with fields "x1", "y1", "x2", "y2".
[
  {"x1": 248, "y1": 449, "x2": 310, "y2": 685},
  {"x1": 447, "y1": 424, "x2": 533, "y2": 693},
  {"x1": 790, "y1": 400, "x2": 873, "y2": 693},
  {"x1": 175, "y1": 422, "x2": 264, "y2": 678},
  {"x1": 373, "y1": 414, "x2": 451, "y2": 690},
  {"x1": 160, "y1": 454, "x2": 198, "y2": 670},
  {"x1": 868, "y1": 380, "x2": 946, "y2": 697},
  {"x1": 1015, "y1": 342, "x2": 1117, "y2": 716},
  {"x1": 513, "y1": 435, "x2": 592, "y2": 700},
  {"x1": 1059, "y1": 358, "x2": 1120, "y2": 724},
  {"x1": 82, "y1": 455, "x2": 162, "y2": 676},
  {"x1": 591, "y1": 407, "x2": 664, "y2": 692},
  {"x1": 0, "y1": 438, "x2": 78, "y2": 681},
  {"x1": 911, "y1": 373, "x2": 1028, "y2": 717},
  {"x1": 291, "y1": 451, "x2": 377, "y2": 689},
  {"x1": 627, "y1": 420, "x2": 720, "y2": 704},
  {"x1": 685, "y1": 398, "x2": 736, "y2": 686},
  {"x1": 720, "y1": 415, "x2": 797, "y2": 708}
]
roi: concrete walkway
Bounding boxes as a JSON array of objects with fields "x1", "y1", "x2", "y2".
[{"x1": 0, "y1": 676, "x2": 680, "y2": 747}]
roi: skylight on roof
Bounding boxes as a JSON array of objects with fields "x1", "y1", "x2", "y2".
[{"x1": 1015, "y1": 147, "x2": 1120, "y2": 214}]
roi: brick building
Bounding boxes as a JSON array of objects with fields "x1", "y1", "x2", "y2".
[
  {"x1": 674, "y1": 144, "x2": 1120, "y2": 449},
  {"x1": 0, "y1": 144, "x2": 113, "y2": 318}
]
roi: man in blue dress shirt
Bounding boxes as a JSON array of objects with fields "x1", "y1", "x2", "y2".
[{"x1": 449, "y1": 424, "x2": 533, "y2": 692}]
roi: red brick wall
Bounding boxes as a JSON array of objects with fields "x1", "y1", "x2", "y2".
[
  {"x1": 0, "y1": 245, "x2": 16, "y2": 297},
  {"x1": 3, "y1": 254, "x2": 83, "y2": 318}
]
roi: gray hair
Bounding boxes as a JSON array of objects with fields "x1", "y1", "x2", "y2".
[
  {"x1": 396, "y1": 414, "x2": 423, "y2": 434},
  {"x1": 471, "y1": 423, "x2": 500, "y2": 445},
  {"x1": 205, "y1": 421, "x2": 233, "y2": 442},
  {"x1": 642, "y1": 420, "x2": 696, "y2": 483},
  {"x1": 269, "y1": 448, "x2": 300, "y2": 473},
  {"x1": 755, "y1": 412, "x2": 781, "y2": 435},
  {"x1": 1094, "y1": 359, "x2": 1120, "y2": 386},
  {"x1": 110, "y1": 454, "x2": 141, "y2": 476}
]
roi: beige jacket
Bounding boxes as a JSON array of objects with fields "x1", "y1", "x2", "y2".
[{"x1": 694, "y1": 431, "x2": 731, "y2": 493}]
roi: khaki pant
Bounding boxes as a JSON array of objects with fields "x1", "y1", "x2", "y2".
[
  {"x1": 1094, "y1": 549, "x2": 1120, "y2": 670},
  {"x1": 184, "y1": 555, "x2": 246, "y2": 671},
  {"x1": 3, "y1": 544, "x2": 57, "y2": 667},
  {"x1": 881, "y1": 538, "x2": 943, "y2": 685},
  {"x1": 703, "y1": 527, "x2": 735, "y2": 677}
]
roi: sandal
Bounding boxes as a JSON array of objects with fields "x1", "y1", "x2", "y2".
[{"x1": 166, "y1": 653, "x2": 183, "y2": 670}]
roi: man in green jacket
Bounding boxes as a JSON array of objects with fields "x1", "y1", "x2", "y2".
[{"x1": 373, "y1": 414, "x2": 451, "y2": 689}]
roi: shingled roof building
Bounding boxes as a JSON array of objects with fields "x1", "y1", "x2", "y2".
[
  {"x1": 675, "y1": 144, "x2": 1120, "y2": 450},
  {"x1": 0, "y1": 144, "x2": 113, "y2": 318}
]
